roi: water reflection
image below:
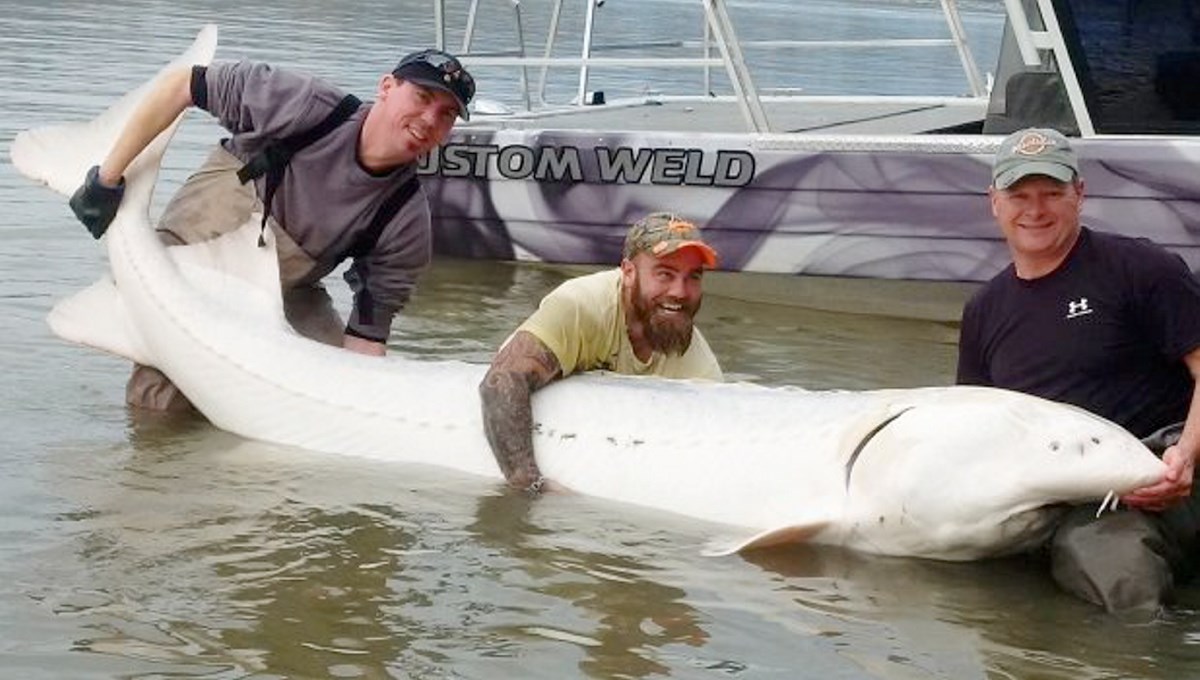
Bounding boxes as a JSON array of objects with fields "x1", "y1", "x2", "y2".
[
  {"x1": 5, "y1": 0, "x2": 1199, "y2": 677},
  {"x1": 51, "y1": 421, "x2": 719, "y2": 677},
  {"x1": 466, "y1": 492, "x2": 709, "y2": 678},
  {"x1": 390, "y1": 258, "x2": 562, "y2": 363},
  {"x1": 205, "y1": 505, "x2": 412, "y2": 677},
  {"x1": 394, "y1": 257, "x2": 967, "y2": 389},
  {"x1": 745, "y1": 544, "x2": 1200, "y2": 679},
  {"x1": 36, "y1": 316, "x2": 1200, "y2": 678}
]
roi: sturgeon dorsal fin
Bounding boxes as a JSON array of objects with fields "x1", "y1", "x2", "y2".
[
  {"x1": 168, "y1": 218, "x2": 289, "y2": 327},
  {"x1": 702, "y1": 521, "x2": 833, "y2": 557}
]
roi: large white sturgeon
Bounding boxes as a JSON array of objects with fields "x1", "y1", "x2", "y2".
[{"x1": 12, "y1": 25, "x2": 1165, "y2": 561}]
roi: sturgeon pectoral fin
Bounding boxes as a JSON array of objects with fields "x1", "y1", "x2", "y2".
[
  {"x1": 47, "y1": 221, "x2": 287, "y2": 364},
  {"x1": 702, "y1": 522, "x2": 833, "y2": 556},
  {"x1": 47, "y1": 274, "x2": 153, "y2": 365}
]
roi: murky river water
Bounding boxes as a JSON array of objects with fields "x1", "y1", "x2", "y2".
[{"x1": 3, "y1": 1, "x2": 1199, "y2": 678}]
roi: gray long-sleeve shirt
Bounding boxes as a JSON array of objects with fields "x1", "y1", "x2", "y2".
[{"x1": 199, "y1": 60, "x2": 431, "y2": 342}]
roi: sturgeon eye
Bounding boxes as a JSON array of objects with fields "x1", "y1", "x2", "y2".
[
  {"x1": 1091, "y1": 436, "x2": 1101, "y2": 445},
  {"x1": 1049, "y1": 441, "x2": 1061, "y2": 452}
]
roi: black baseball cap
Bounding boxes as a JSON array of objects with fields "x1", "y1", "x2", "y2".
[{"x1": 392, "y1": 49, "x2": 475, "y2": 120}]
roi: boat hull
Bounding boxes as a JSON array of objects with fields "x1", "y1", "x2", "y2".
[{"x1": 423, "y1": 126, "x2": 1200, "y2": 282}]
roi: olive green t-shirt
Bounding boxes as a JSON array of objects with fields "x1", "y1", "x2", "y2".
[{"x1": 517, "y1": 269, "x2": 723, "y2": 380}]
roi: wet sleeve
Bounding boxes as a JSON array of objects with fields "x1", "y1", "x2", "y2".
[{"x1": 341, "y1": 196, "x2": 433, "y2": 343}]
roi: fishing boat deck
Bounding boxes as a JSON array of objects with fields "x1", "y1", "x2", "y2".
[
  {"x1": 442, "y1": 0, "x2": 992, "y2": 138},
  {"x1": 464, "y1": 95, "x2": 988, "y2": 135}
]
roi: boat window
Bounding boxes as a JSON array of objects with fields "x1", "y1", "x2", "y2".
[
  {"x1": 982, "y1": 8, "x2": 1078, "y2": 136},
  {"x1": 985, "y1": 0, "x2": 1200, "y2": 135},
  {"x1": 1060, "y1": 0, "x2": 1200, "y2": 134}
]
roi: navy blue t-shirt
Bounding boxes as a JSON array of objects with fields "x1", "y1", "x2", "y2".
[{"x1": 957, "y1": 228, "x2": 1200, "y2": 438}]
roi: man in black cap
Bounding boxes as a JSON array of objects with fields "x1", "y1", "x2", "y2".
[
  {"x1": 957, "y1": 127, "x2": 1200, "y2": 613},
  {"x1": 68, "y1": 48, "x2": 475, "y2": 411}
]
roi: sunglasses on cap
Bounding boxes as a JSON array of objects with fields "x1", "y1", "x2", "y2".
[{"x1": 393, "y1": 49, "x2": 476, "y2": 120}]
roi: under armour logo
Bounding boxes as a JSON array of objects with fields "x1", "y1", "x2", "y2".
[{"x1": 1066, "y1": 297, "x2": 1093, "y2": 319}]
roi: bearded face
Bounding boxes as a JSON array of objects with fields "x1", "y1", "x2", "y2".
[{"x1": 626, "y1": 259, "x2": 703, "y2": 356}]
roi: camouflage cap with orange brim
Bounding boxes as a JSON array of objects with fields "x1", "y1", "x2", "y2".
[{"x1": 622, "y1": 212, "x2": 718, "y2": 268}]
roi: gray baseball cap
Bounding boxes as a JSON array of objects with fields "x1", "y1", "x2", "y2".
[{"x1": 992, "y1": 128, "x2": 1078, "y2": 189}]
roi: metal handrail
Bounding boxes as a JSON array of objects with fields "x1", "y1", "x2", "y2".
[
  {"x1": 940, "y1": 0, "x2": 987, "y2": 97},
  {"x1": 703, "y1": 0, "x2": 769, "y2": 132},
  {"x1": 433, "y1": 0, "x2": 992, "y2": 133}
]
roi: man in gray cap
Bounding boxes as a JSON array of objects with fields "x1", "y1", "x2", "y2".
[
  {"x1": 957, "y1": 127, "x2": 1200, "y2": 613},
  {"x1": 480, "y1": 212, "x2": 723, "y2": 493},
  {"x1": 69, "y1": 47, "x2": 474, "y2": 411}
]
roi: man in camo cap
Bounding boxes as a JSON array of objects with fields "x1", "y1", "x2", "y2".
[{"x1": 480, "y1": 212, "x2": 723, "y2": 493}]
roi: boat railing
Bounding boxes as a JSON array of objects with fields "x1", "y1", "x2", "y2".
[{"x1": 431, "y1": 0, "x2": 988, "y2": 134}]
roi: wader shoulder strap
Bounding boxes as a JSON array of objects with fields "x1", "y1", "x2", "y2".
[
  {"x1": 236, "y1": 93, "x2": 363, "y2": 246},
  {"x1": 342, "y1": 174, "x2": 422, "y2": 332},
  {"x1": 344, "y1": 175, "x2": 422, "y2": 261}
]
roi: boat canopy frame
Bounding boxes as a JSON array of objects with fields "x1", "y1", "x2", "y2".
[
  {"x1": 1002, "y1": 0, "x2": 1093, "y2": 135},
  {"x1": 430, "y1": 0, "x2": 989, "y2": 134}
]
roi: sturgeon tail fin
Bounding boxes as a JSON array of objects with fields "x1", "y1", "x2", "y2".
[
  {"x1": 9, "y1": 24, "x2": 219, "y2": 196},
  {"x1": 11, "y1": 26, "x2": 221, "y2": 362}
]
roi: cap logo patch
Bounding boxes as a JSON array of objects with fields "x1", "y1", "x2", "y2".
[
  {"x1": 666, "y1": 218, "x2": 694, "y2": 236},
  {"x1": 1014, "y1": 131, "x2": 1057, "y2": 157}
]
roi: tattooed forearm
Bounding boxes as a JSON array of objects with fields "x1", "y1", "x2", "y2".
[
  {"x1": 479, "y1": 331, "x2": 562, "y2": 488},
  {"x1": 480, "y1": 368, "x2": 538, "y2": 484}
]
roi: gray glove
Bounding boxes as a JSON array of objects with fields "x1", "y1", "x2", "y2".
[{"x1": 69, "y1": 165, "x2": 125, "y2": 239}]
